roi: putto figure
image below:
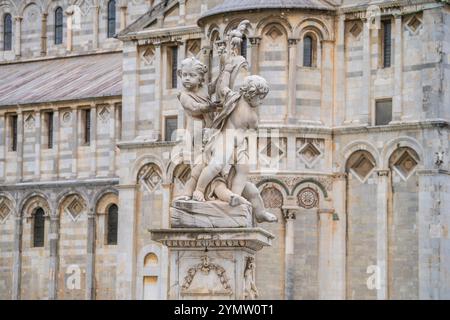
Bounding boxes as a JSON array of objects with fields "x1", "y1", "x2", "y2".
[{"x1": 170, "y1": 20, "x2": 277, "y2": 228}]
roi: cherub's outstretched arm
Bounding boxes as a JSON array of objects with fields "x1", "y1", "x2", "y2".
[{"x1": 179, "y1": 94, "x2": 218, "y2": 116}]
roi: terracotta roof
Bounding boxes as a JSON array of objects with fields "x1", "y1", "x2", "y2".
[
  {"x1": 200, "y1": 0, "x2": 337, "y2": 21},
  {"x1": 0, "y1": 53, "x2": 122, "y2": 107}
]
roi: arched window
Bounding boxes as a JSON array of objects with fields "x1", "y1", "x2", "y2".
[
  {"x1": 240, "y1": 35, "x2": 247, "y2": 59},
  {"x1": 303, "y1": 35, "x2": 313, "y2": 67},
  {"x1": 107, "y1": 0, "x2": 116, "y2": 38},
  {"x1": 3, "y1": 14, "x2": 12, "y2": 51},
  {"x1": 106, "y1": 204, "x2": 118, "y2": 245},
  {"x1": 33, "y1": 208, "x2": 45, "y2": 248},
  {"x1": 54, "y1": 7, "x2": 63, "y2": 45}
]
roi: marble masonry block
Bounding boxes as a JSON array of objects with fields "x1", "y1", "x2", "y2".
[
  {"x1": 171, "y1": 200, "x2": 253, "y2": 228},
  {"x1": 151, "y1": 228, "x2": 274, "y2": 300}
]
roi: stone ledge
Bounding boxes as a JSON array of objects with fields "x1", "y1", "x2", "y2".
[{"x1": 150, "y1": 227, "x2": 274, "y2": 251}]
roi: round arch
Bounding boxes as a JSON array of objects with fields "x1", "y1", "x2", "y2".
[
  {"x1": 20, "y1": 193, "x2": 51, "y2": 218},
  {"x1": 381, "y1": 136, "x2": 423, "y2": 169},
  {"x1": 255, "y1": 15, "x2": 292, "y2": 38},
  {"x1": 340, "y1": 140, "x2": 380, "y2": 173}
]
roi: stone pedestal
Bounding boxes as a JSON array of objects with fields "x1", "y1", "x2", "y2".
[{"x1": 151, "y1": 228, "x2": 273, "y2": 300}]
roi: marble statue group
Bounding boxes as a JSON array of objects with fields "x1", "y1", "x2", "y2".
[{"x1": 171, "y1": 20, "x2": 278, "y2": 228}]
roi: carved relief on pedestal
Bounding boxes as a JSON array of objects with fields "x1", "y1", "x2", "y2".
[{"x1": 180, "y1": 254, "x2": 233, "y2": 298}]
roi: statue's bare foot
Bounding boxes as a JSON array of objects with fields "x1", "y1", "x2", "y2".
[
  {"x1": 192, "y1": 190, "x2": 206, "y2": 202},
  {"x1": 256, "y1": 211, "x2": 278, "y2": 223},
  {"x1": 173, "y1": 195, "x2": 191, "y2": 202},
  {"x1": 229, "y1": 194, "x2": 251, "y2": 207}
]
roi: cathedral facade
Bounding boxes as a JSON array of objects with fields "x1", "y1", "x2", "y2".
[{"x1": 0, "y1": 0, "x2": 449, "y2": 300}]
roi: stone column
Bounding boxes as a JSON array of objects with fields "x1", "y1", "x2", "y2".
[
  {"x1": 318, "y1": 208, "x2": 335, "y2": 299},
  {"x1": 17, "y1": 111, "x2": 23, "y2": 182},
  {"x1": 321, "y1": 40, "x2": 334, "y2": 127},
  {"x1": 177, "y1": 41, "x2": 186, "y2": 132},
  {"x1": 201, "y1": 0, "x2": 208, "y2": 14},
  {"x1": 393, "y1": 14, "x2": 403, "y2": 122},
  {"x1": 14, "y1": 16, "x2": 22, "y2": 57},
  {"x1": 41, "y1": 13, "x2": 47, "y2": 56},
  {"x1": 86, "y1": 209, "x2": 96, "y2": 300},
  {"x1": 0, "y1": 113, "x2": 5, "y2": 182},
  {"x1": 48, "y1": 214, "x2": 60, "y2": 300},
  {"x1": 179, "y1": 0, "x2": 186, "y2": 25},
  {"x1": 161, "y1": 182, "x2": 171, "y2": 229},
  {"x1": 11, "y1": 213, "x2": 22, "y2": 300},
  {"x1": 335, "y1": 15, "x2": 346, "y2": 125},
  {"x1": 248, "y1": 37, "x2": 261, "y2": 75},
  {"x1": 331, "y1": 173, "x2": 347, "y2": 299},
  {"x1": 34, "y1": 110, "x2": 41, "y2": 180},
  {"x1": 287, "y1": 38, "x2": 298, "y2": 122},
  {"x1": 283, "y1": 208, "x2": 296, "y2": 300},
  {"x1": 116, "y1": 184, "x2": 138, "y2": 299},
  {"x1": 154, "y1": 42, "x2": 162, "y2": 138},
  {"x1": 90, "y1": 104, "x2": 97, "y2": 177},
  {"x1": 93, "y1": 6, "x2": 99, "y2": 50},
  {"x1": 361, "y1": 19, "x2": 371, "y2": 125},
  {"x1": 53, "y1": 109, "x2": 60, "y2": 179},
  {"x1": 66, "y1": 9, "x2": 73, "y2": 52},
  {"x1": 109, "y1": 103, "x2": 116, "y2": 176},
  {"x1": 120, "y1": 4, "x2": 127, "y2": 30},
  {"x1": 71, "y1": 107, "x2": 78, "y2": 178},
  {"x1": 376, "y1": 170, "x2": 389, "y2": 300},
  {"x1": 122, "y1": 41, "x2": 139, "y2": 140}
]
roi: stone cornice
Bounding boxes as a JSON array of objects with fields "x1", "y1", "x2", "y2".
[
  {"x1": 0, "y1": 178, "x2": 119, "y2": 190},
  {"x1": 333, "y1": 119, "x2": 448, "y2": 135},
  {"x1": 117, "y1": 140, "x2": 180, "y2": 150},
  {"x1": 122, "y1": 25, "x2": 202, "y2": 43},
  {"x1": 339, "y1": 0, "x2": 443, "y2": 15}
]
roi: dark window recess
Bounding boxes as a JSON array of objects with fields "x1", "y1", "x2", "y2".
[
  {"x1": 107, "y1": 0, "x2": 116, "y2": 38},
  {"x1": 4, "y1": 14, "x2": 12, "y2": 51},
  {"x1": 33, "y1": 208, "x2": 45, "y2": 248},
  {"x1": 383, "y1": 20, "x2": 392, "y2": 68},
  {"x1": 241, "y1": 35, "x2": 247, "y2": 59},
  {"x1": 11, "y1": 115, "x2": 17, "y2": 152},
  {"x1": 54, "y1": 7, "x2": 63, "y2": 45},
  {"x1": 303, "y1": 36, "x2": 313, "y2": 67},
  {"x1": 84, "y1": 109, "x2": 91, "y2": 145},
  {"x1": 47, "y1": 112, "x2": 54, "y2": 149},
  {"x1": 107, "y1": 204, "x2": 118, "y2": 245},
  {"x1": 375, "y1": 100, "x2": 392, "y2": 126},
  {"x1": 171, "y1": 46, "x2": 178, "y2": 89},
  {"x1": 165, "y1": 116, "x2": 178, "y2": 141}
]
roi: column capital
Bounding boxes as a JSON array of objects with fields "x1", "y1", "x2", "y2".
[
  {"x1": 14, "y1": 16, "x2": 23, "y2": 22},
  {"x1": 333, "y1": 172, "x2": 347, "y2": 180},
  {"x1": 318, "y1": 208, "x2": 335, "y2": 215},
  {"x1": 87, "y1": 210, "x2": 96, "y2": 219},
  {"x1": 288, "y1": 38, "x2": 299, "y2": 46},
  {"x1": 376, "y1": 169, "x2": 390, "y2": 177},
  {"x1": 248, "y1": 37, "x2": 261, "y2": 46},
  {"x1": 49, "y1": 214, "x2": 60, "y2": 222},
  {"x1": 282, "y1": 207, "x2": 297, "y2": 220}
]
